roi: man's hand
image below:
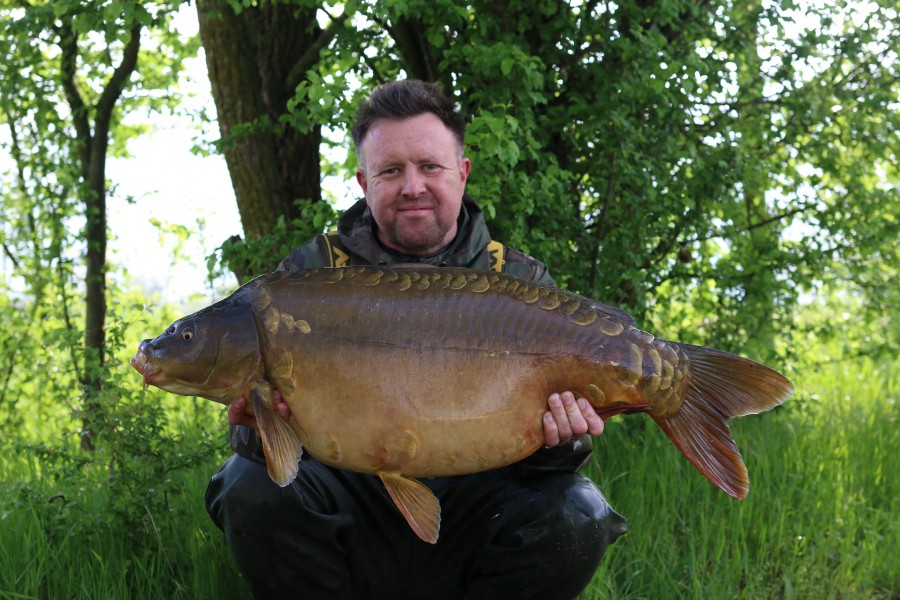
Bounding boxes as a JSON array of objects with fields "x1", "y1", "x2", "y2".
[
  {"x1": 543, "y1": 391, "x2": 604, "y2": 447},
  {"x1": 227, "y1": 390, "x2": 292, "y2": 432}
]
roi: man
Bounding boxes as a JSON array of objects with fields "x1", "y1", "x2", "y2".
[{"x1": 206, "y1": 80, "x2": 627, "y2": 600}]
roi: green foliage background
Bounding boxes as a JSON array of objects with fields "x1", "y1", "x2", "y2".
[
  {"x1": 222, "y1": 0, "x2": 899, "y2": 361},
  {"x1": 1, "y1": 0, "x2": 898, "y2": 597}
]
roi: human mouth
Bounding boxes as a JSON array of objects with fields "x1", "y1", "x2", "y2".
[{"x1": 397, "y1": 205, "x2": 434, "y2": 217}]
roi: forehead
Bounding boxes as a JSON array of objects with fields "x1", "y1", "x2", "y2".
[{"x1": 360, "y1": 113, "x2": 459, "y2": 166}]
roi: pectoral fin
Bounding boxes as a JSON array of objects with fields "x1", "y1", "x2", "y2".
[
  {"x1": 251, "y1": 382, "x2": 304, "y2": 487},
  {"x1": 378, "y1": 471, "x2": 441, "y2": 544}
]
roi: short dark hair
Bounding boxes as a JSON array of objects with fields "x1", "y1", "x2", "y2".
[{"x1": 352, "y1": 80, "x2": 465, "y2": 166}]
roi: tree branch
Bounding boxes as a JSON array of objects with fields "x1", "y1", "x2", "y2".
[
  {"x1": 1, "y1": 242, "x2": 20, "y2": 271},
  {"x1": 639, "y1": 208, "x2": 693, "y2": 272},
  {"x1": 689, "y1": 201, "x2": 817, "y2": 245},
  {"x1": 385, "y1": 17, "x2": 441, "y2": 82},
  {"x1": 93, "y1": 22, "x2": 142, "y2": 174},
  {"x1": 3, "y1": 110, "x2": 27, "y2": 192},
  {"x1": 285, "y1": 11, "x2": 348, "y2": 92},
  {"x1": 747, "y1": 204, "x2": 808, "y2": 232},
  {"x1": 57, "y1": 20, "x2": 91, "y2": 174}
]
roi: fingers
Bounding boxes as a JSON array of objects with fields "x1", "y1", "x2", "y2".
[
  {"x1": 273, "y1": 389, "x2": 291, "y2": 421},
  {"x1": 578, "y1": 397, "x2": 605, "y2": 436},
  {"x1": 543, "y1": 391, "x2": 605, "y2": 447},
  {"x1": 227, "y1": 390, "x2": 291, "y2": 429},
  {"x1": 544, "y1": 392, "x2": 577, "y2": 446},
  {"x1": 550, "y1": 392, "x2": 577, "y2": 442},
  {"x1": 543, "y1": 410, "x2": 562, "y2": 447},
  {"x1": 227, "y1": 396, "x2": 257, "y2": 431},
  {"x1": 227, "y1": 397, "x2": 246, "y2": 424}
]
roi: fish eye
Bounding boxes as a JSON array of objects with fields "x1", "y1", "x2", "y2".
[{"x1": 182, "y1": 330, "x2": 193, "y2": 341}]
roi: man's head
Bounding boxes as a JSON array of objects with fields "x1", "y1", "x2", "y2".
[
  {"x1": 352, "y1": 80, "x2": 466, "y2": 168},
  {"x1": 353, "y1": 80, "x2": 471, "y2": 256}
]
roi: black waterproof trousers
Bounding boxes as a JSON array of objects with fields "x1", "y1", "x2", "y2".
[{"x1": 206, "y1": 454, "x2": 627, "y2": 600}]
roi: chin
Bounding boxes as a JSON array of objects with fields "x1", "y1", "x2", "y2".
[{"x1": 391, "y1": 227, "x2": 454, "y2": 254}]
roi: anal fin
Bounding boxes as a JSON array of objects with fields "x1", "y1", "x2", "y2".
[
  {"x1": 595, "y1": 403, "x2": 652, "y2": 421},
  {"x1": 378, "y1": 471, "x2": 441, "y2": 544},
  {"x1": 251, "y1": 383, "x2": 304, "y2": 487}
]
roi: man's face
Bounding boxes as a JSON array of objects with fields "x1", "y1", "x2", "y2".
[{"x1": 356, "y1": 113, "x2": 471, "y2": 256}]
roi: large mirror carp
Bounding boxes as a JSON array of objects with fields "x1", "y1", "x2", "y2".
[{"x1": 131, "y1": 266, "x2": 793, "y2": 543}]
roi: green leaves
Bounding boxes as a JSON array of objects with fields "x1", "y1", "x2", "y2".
[{"x1": 212, "y1": 198, "x2": 338, "y2": 282}]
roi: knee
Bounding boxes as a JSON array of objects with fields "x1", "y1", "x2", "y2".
[
  {"x1": 556, "y1": 475, "x2": 628, "y2": 553},
  {"x1": 471, "y1": 473, "x2": 626, "y2": 599},
  {"x1": 500, "y1": 472, "x2": 627, "y2": 563}
]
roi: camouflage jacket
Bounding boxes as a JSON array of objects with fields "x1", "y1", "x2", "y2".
[
  {"x1": 230, "y1": 195, "x2": 593, "y2": 473},
  {"x1": 279, "y1": 195, "x2": 555, "y2": 281}
]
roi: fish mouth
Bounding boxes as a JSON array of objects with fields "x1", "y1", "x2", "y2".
[{"x1": 129, "y1": 350, "x2": 161, "y2": 391}]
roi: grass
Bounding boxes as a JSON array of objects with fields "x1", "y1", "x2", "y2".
[
  {"x1": 0, "y1": 357, "x2": 896, "y2": 599},
  {"x1": 580, "y1": 356, "x2": 898, "y2": 599},
  {"x1": 0, "y1": 455, "x2": 249, "y2": 600}
]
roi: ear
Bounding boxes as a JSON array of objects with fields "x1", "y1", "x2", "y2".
[
  {"x1": 356, "y1": 168, "x2": 368, "y2": 195},
  {"x1": 459, "y1": 158, "x2": 471, "y2": 184}
]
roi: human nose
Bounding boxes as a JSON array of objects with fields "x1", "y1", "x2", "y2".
[{"x1": 401, "y1": 169, "x2": 426, "y2": 197}]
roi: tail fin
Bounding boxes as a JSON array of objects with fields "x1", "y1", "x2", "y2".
[{"x1": 652, "y1": 344, "x2": 794, "y2": 499}]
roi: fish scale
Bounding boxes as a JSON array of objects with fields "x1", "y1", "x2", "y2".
[{"x1": 131, "y1": 265, "x2": 793, "y2": 544}]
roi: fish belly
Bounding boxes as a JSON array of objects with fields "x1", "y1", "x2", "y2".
[{"x1": 283, "y1": 343, "x2": 553, "y2": 477}]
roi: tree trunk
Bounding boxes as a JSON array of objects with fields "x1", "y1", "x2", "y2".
[
  {"x1": 60, "y1": 20, "x2": 142, "y2": 450},
  {"x1": 196, "y1": 0, "x2": 324, "y2": 241}
]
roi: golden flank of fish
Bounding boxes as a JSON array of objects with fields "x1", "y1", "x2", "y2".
[{"x1": 130, "y1": 266, "x2": 794, "y2": 544}]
